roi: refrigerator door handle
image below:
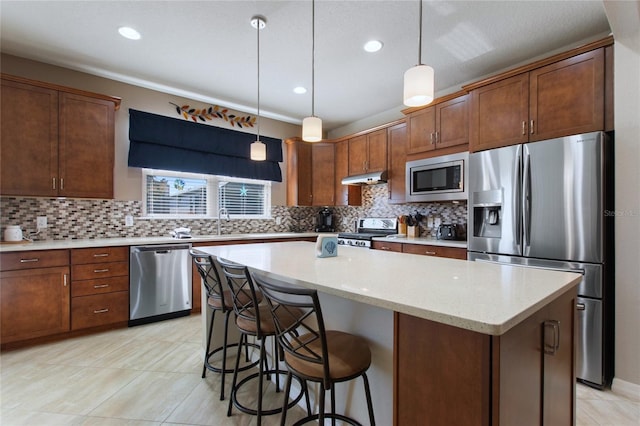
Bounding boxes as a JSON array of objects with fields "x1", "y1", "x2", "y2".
[
  {"x1": 473, "y1": 258, "x2": 585, "y2": 275},
  {"x1": 514, "y1": 145, "x2": 523, "y2": 251},
  {"x1": 522, "y1": 146, "x2": 532, "y2": 254}
]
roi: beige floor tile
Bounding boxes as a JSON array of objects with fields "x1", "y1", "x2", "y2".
[
  {"x1": 88, "y1": 370, "x2": 201, "y2": 422},
  {"x1": 146, "y1": 342, "x2": 202, "y2": 374},
  {"x1": 77, "y1": 417, "x2": 161, "y2": 425},
  {"x1": 0, "y1": 408, "x2": 85, "y2": 425},
  {"x1": 578, "y1": 397, "x2": 640, "y2": 426}
]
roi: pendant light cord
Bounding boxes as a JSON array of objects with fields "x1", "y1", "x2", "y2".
[
  {"x1": 311, "y1": 0, "x2": 315, "y2": 118},
  {"x1": 418, "y1": 0, "x2": 423, "y2": 65},
  {"x1": 256, "y1": 19, "x2": 261, "y2": 140}
]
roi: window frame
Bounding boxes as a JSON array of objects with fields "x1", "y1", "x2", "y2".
[{"x1": 141, "y1": 168, "x2": 271, "y2": 220}]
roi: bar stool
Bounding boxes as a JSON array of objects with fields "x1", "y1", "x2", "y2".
[
  {"x1": 252, "y1": 273, "x2": 376, "y2": 426},
  {"x1": 216, "y1": 258, "x2": 305, "y2": 425},
  {"x1": 190, "y1": 250, "x2": 257, "y2": 401}
]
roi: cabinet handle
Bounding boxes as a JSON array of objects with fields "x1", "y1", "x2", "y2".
[
  {"x1": 52, "y1": 177, "x2": 56, "y2": 190},
  {"x1": 64, "y1": 274, "x2": 68, "y2": 287},
  {"x1": 19, "y1": 258, "x2": 39, "y2": 263},
  {"x1": 93, "y1": 308, "x2": 109, "y2": 314},
  {"x1": 544, "y1": 320, "x2": 560, "y2": 355},
  {"x1": 530, "y1": 120, "x2": 535, "y2": 134},
  {"x1": 93, "y1": 268, "x2": 109, "y2": 273},
  {"x1": 522, "y1": 121, "x2": 526, "y2": 135},
  {"x1": 93, "y1": 284, "x2": 109, "y2": 289},
  {"x1": 425, "y1": 251, "x2": 436, "y2": 255},
  {"x1": 430, "y1": 132, "x2": 434, "y2": 144},
  {"x1": 93, "y1": 253, "x2": 109, "y2": 257},
  {"x1": 380, "y1": 246, "x2": 390, "y2": 251},
  {"x1": 576, "y1": 303, "x2": 586, "y2": 311},
  {"x1": 435, "y1": 131, "x2": 439, "y2": 144}
]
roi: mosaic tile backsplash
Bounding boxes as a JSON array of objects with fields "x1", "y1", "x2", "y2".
[{"x1": 0, "y1": 184, "x2": 467, "y2": 241}]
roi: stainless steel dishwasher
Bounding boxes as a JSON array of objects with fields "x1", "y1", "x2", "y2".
[{"x1": 129, "y1": 243, "x2": 192, "y2": 326}]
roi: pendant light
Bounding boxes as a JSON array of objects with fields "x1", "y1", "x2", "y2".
[
  {"x1": 250, "y1": 16, "x2": 267, "y2": 161},
  {"x1": 302, "y1": 0, "x2": 322, "y2": 142},
  {"x1": 403, "y1": 0, "x2": 434, "y2": 107}
]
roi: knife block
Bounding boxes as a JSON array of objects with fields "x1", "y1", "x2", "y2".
[
  {"x1": 407, "y1": 225, "x2": 418, "y2": 238},
  {"x1": 398, "y1": 222, "x2": 407, "y2": 236}
]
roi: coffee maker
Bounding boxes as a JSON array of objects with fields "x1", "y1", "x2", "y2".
[{"x1": 315, "y1": 207, "x2": 335, "y2": 232}]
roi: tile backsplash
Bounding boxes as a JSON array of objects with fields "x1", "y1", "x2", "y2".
[{"x1": 0, "y1": 184, "x2": 467, "y2": 241}]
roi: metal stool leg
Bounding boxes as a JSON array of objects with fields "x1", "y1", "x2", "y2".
[
  {"x1": 362, "y1": 373, "x2": 376, "y2": 426},
  {"x1": 228, "y1": 333, "x2": 245, "y2": 417},
  {"x1": 219, "y1": 309, "x2": 231, "y2": 400},
  {"x1": 202, "y1": 307, "x2": 216, "y2": 378}
]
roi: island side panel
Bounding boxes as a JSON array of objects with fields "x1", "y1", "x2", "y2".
[{"x1": 394, "y1": 312, "x2": 492, "y2": 426}]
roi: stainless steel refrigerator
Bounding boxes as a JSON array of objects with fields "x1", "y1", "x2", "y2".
[{"x1": 467, "y1": 131, "x2": 614, "y2": 388}]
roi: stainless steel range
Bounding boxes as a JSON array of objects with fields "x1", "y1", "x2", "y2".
[{"x1": 337, "y1": 217, "x2": 398, "y2": 248}]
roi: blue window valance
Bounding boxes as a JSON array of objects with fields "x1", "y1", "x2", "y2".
[{"x1": 128, "y1": 109, "x2": 283, "y2": 182}]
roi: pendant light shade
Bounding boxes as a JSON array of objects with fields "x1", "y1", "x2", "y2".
[
  {"x1": 404, "y1": 64, "x2": 434, "y2": 107},
  {"x1": 403, "y1": 0, "x2": 435, "y2": 107},
  {"x1": 302, "y1": 0, "x2": 322, "y2": 142},
  {"x1": 302, "y1": 116, "x2": 322, "y2": 142},
  {"x1": 250, "y1": 16, "x2": 266, "y2": 161}
]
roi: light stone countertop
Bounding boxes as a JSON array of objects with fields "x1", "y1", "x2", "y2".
[
  {"x1": 197, "y1": 241, "x2": 581, "y2": 336},
  {"x1": 0, "y1": 232, "x2": 318, "y2": 252}
]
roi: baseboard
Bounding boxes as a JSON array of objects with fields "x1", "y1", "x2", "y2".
[{"x1": 611, "y1": 377, "x2": 640, "y2": 402}]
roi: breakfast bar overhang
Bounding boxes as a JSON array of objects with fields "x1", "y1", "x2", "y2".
[{"x1": 197, "y1": 241, "x2": 581, "y2": 425}]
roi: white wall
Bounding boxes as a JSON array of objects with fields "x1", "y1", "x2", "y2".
[
  {"x1": 0, "y1": 54, "x2": 301, "y2": 206},
  {"x1": 603, "y1": 0, "x2": 640, "y2": 389}
]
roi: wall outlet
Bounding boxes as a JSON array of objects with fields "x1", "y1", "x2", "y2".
[
  {"x1": 36, "y1": 216, "x2": 47, "y2": 229},
  {"x1": 275, "y1": 217, "x2": 282, "y2": 225},
  {"x1": 427, "y1": 216, "x2": 434, "y2": 228},
  {"x1": 434, "y1": 217, "x2": 442, "y2": 228},
  {"x1": 125, "y1": 215, "x2": 134, "y2": 227}
]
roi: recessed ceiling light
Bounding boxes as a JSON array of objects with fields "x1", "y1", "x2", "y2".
[
  {"x1": 293, "y1": 86, "x2": 307, "y2": 94},
  {"x1": 118, "y1": 26, "x2": 141, "y2": 40},
  {"x1": 363, "y1": 40, "x2": 383, "y2": 53}
]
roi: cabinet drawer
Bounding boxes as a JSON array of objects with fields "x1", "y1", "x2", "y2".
[
  {"x1": 72, "y1": 276, "x2": 128, "y2": 297},
  {"x1": 402, "y1": 244, "x2": 467, "y2": 260},
  {"x1": 371, "y1": 241, "x2": 403, "y2": 252},
  {"x1": 72, "y1": 261, "x2": 128, "y2": 280},
  {"x1": 0, "y1": 250, "x2": 69, "y2": 271},
  {"x1": 71, "y1": 291, "x2": 129, "y2": 330},
  {"x1": 71, "y1": 246, "x2": 128, "y2": 264}
]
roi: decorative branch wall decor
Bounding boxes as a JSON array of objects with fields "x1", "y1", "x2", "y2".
[{"x1": 169, "y1": 102, "x2": 256, "y2": 128}]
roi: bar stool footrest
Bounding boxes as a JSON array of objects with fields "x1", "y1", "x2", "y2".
[
  {"x1": 204, "y1": 341, "x2": 260, "y2": 374},
  {"x1": 230, "y1": 368, "x2": 304, "y2": 417}
]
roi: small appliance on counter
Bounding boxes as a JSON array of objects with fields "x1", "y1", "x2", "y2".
[
  {"x1": 437, "y1": 224, "x2": 466, "y2": 240},
  {"x1": 315, "y1": 207, "x2": 336, "y2": 232},
  {"x1": 3, "y1": 225, "x2": 23, "y2": 242},
  {"x1": 170, "y1": 227, "x2": 192, "y2": 239}
]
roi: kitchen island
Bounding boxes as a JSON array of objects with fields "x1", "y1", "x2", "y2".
[{"x1": 198, "y1": 241, "x2": 581, "y2": 426}]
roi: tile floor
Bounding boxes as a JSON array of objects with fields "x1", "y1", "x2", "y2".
[{"x1": 1, "y1": 314, "x2": 638, "y2": 425}]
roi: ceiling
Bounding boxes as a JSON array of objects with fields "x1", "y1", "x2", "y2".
[{"x1": 0, "y1": 1, "x2": 611, "y2": 133}]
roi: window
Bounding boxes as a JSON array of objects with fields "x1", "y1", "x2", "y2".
[{"x1": 142, "y1": 169, "x2": 271, "y2": 219}]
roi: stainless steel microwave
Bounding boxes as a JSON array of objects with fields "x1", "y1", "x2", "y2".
[{"x1": 405, "y1": 151, "x2": 469, "y2": 202}]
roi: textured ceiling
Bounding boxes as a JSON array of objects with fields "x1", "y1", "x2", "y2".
[{"x1": 0, "y1": 1, "x2": 611, "y2": 132}]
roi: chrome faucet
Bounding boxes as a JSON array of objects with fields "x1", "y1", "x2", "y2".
[{"x1": 217, "y1": 207, "x2": 230, "y2": 235}]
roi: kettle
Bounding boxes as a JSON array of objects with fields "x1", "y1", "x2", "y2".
[
  {"x1": 4, "y1": 225, "x2": 23, "y2": 242},
  {"x1": 315, "y1": 207, "x2": 335, "y2": 233}
]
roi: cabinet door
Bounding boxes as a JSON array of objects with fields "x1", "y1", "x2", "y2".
[
  {"x1": 469, "y1": 73, "x2": 529, "y2": 152},
  {"x1": 402, "y1": 244, "x2": 467, "y2": 260},
  {"x1": 0, "y1": 79, "x2": 59, "y2": 197},
  {"x1": 408, "y1": 107, "x2": 436, "y2": 154},
  {"x1": 1, "y1": 267, "x2": 70, "y2": 344},
  {"x1": 59, "y1": 93, "x2": 115, "y2": 198},
  {"x1": 436, "y1": 95, "x2": 469, "y2": 149},
  {"x1": 334, "y1": 141, "x2": 361, "y2": 206},
  {"x1": 286, "y1": 139, "x2": 312, "y2": 206},
  {"x1": 348, "y1": 135, "x2": 368, "y2": 175},
  {"x1": 311, "y1": 143, "x2": 335, "y2": 206},
  {"x1": 387, "y1": 122, "x2": 408, "y2": 203},
  {"x1": 366, "y1": 129, "x2": 387, "y2": 172},
  {"x1": 530, "y1": 49, "x2": 604, "y2": 141}
]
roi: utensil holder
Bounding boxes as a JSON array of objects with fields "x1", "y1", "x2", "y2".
[
  {"x1": 398, "y1": 223, "x2": 407, "y2": 236},
  {"x1": 407, "y1": 225, "x2": 418, "y2": 238}
]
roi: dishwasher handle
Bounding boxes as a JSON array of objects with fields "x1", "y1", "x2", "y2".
[{"x1": 130, "y1": 244, "x2": 191, "y2": 254}]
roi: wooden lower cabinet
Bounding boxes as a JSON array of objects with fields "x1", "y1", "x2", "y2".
[
  {"x1": 394, "y1": 288, "x2": 576, "y2": 425},
  {"x1": 371, "y1": 240, "x2": 403, "y2": 252},
  {"x1": 402, "y1": 243, "x2": 467, "y2": 260},
  {"x1": 70, "y1": 246, "x2": 129, "y2": 330}
]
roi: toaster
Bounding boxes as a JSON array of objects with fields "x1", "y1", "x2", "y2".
[{"x1": 437, "y1": 224, "x2": 466, "y2": 240}]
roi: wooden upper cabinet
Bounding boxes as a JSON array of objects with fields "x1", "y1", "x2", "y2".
[
  {"x1": 407, "y1": 93, "x2": 469, "y2": 154},
  {"x1": 0, "y1": 74, "x2": 119, "y2": 198},
  {"x1": 529, "y1": 48, "x2": 604, "y2": 142},
  {"x1": 311, "y1": 142, "x2": 335, "y2": 206},
  {"x1": 469, "y1": 73, "x2": 530, "y2": 152},
  {"x1": 1, "y1": 79, "x2": 59, "y2": 197},
  {"x1": 387, "y1": 122, "x2": 408, "y2": 203},
  {"x1": 285, "y1": 138, "x2": 312, "y2": 206},
  {"x1": 469, "y1": 47, "x2": 605, "y2": 152},
  {"x1": 59, "y1": 93, "x2": 115, "y2": 199},
  {"x1": 348, "y1": 129, "x2": 387, "y2": 175},
  {"x1": 334, "y1": 140, "x2": 361, "y2": 206}
]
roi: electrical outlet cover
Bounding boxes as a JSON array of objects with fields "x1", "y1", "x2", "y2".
[
  {"x1": 36, "y1": 216, "x2": 47, "y2": 229},
  {"x1": 125, "y1": 215, "x2": 134, "y2": 227}
]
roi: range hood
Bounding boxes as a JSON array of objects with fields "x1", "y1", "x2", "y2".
[{"x1": 341, "y1": 170, "x2": 387, "y2": 186}]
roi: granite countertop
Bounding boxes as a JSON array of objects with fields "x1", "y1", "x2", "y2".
[
  {"x1": 198, "y1": 241, "x2": 581, "y2": 336},
  {"x1": 0, "y1": 232, "x2": 318, "y2": 252},
  {"x1": 372, "y1": 235, "x2": 467, "y2": 248}
]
